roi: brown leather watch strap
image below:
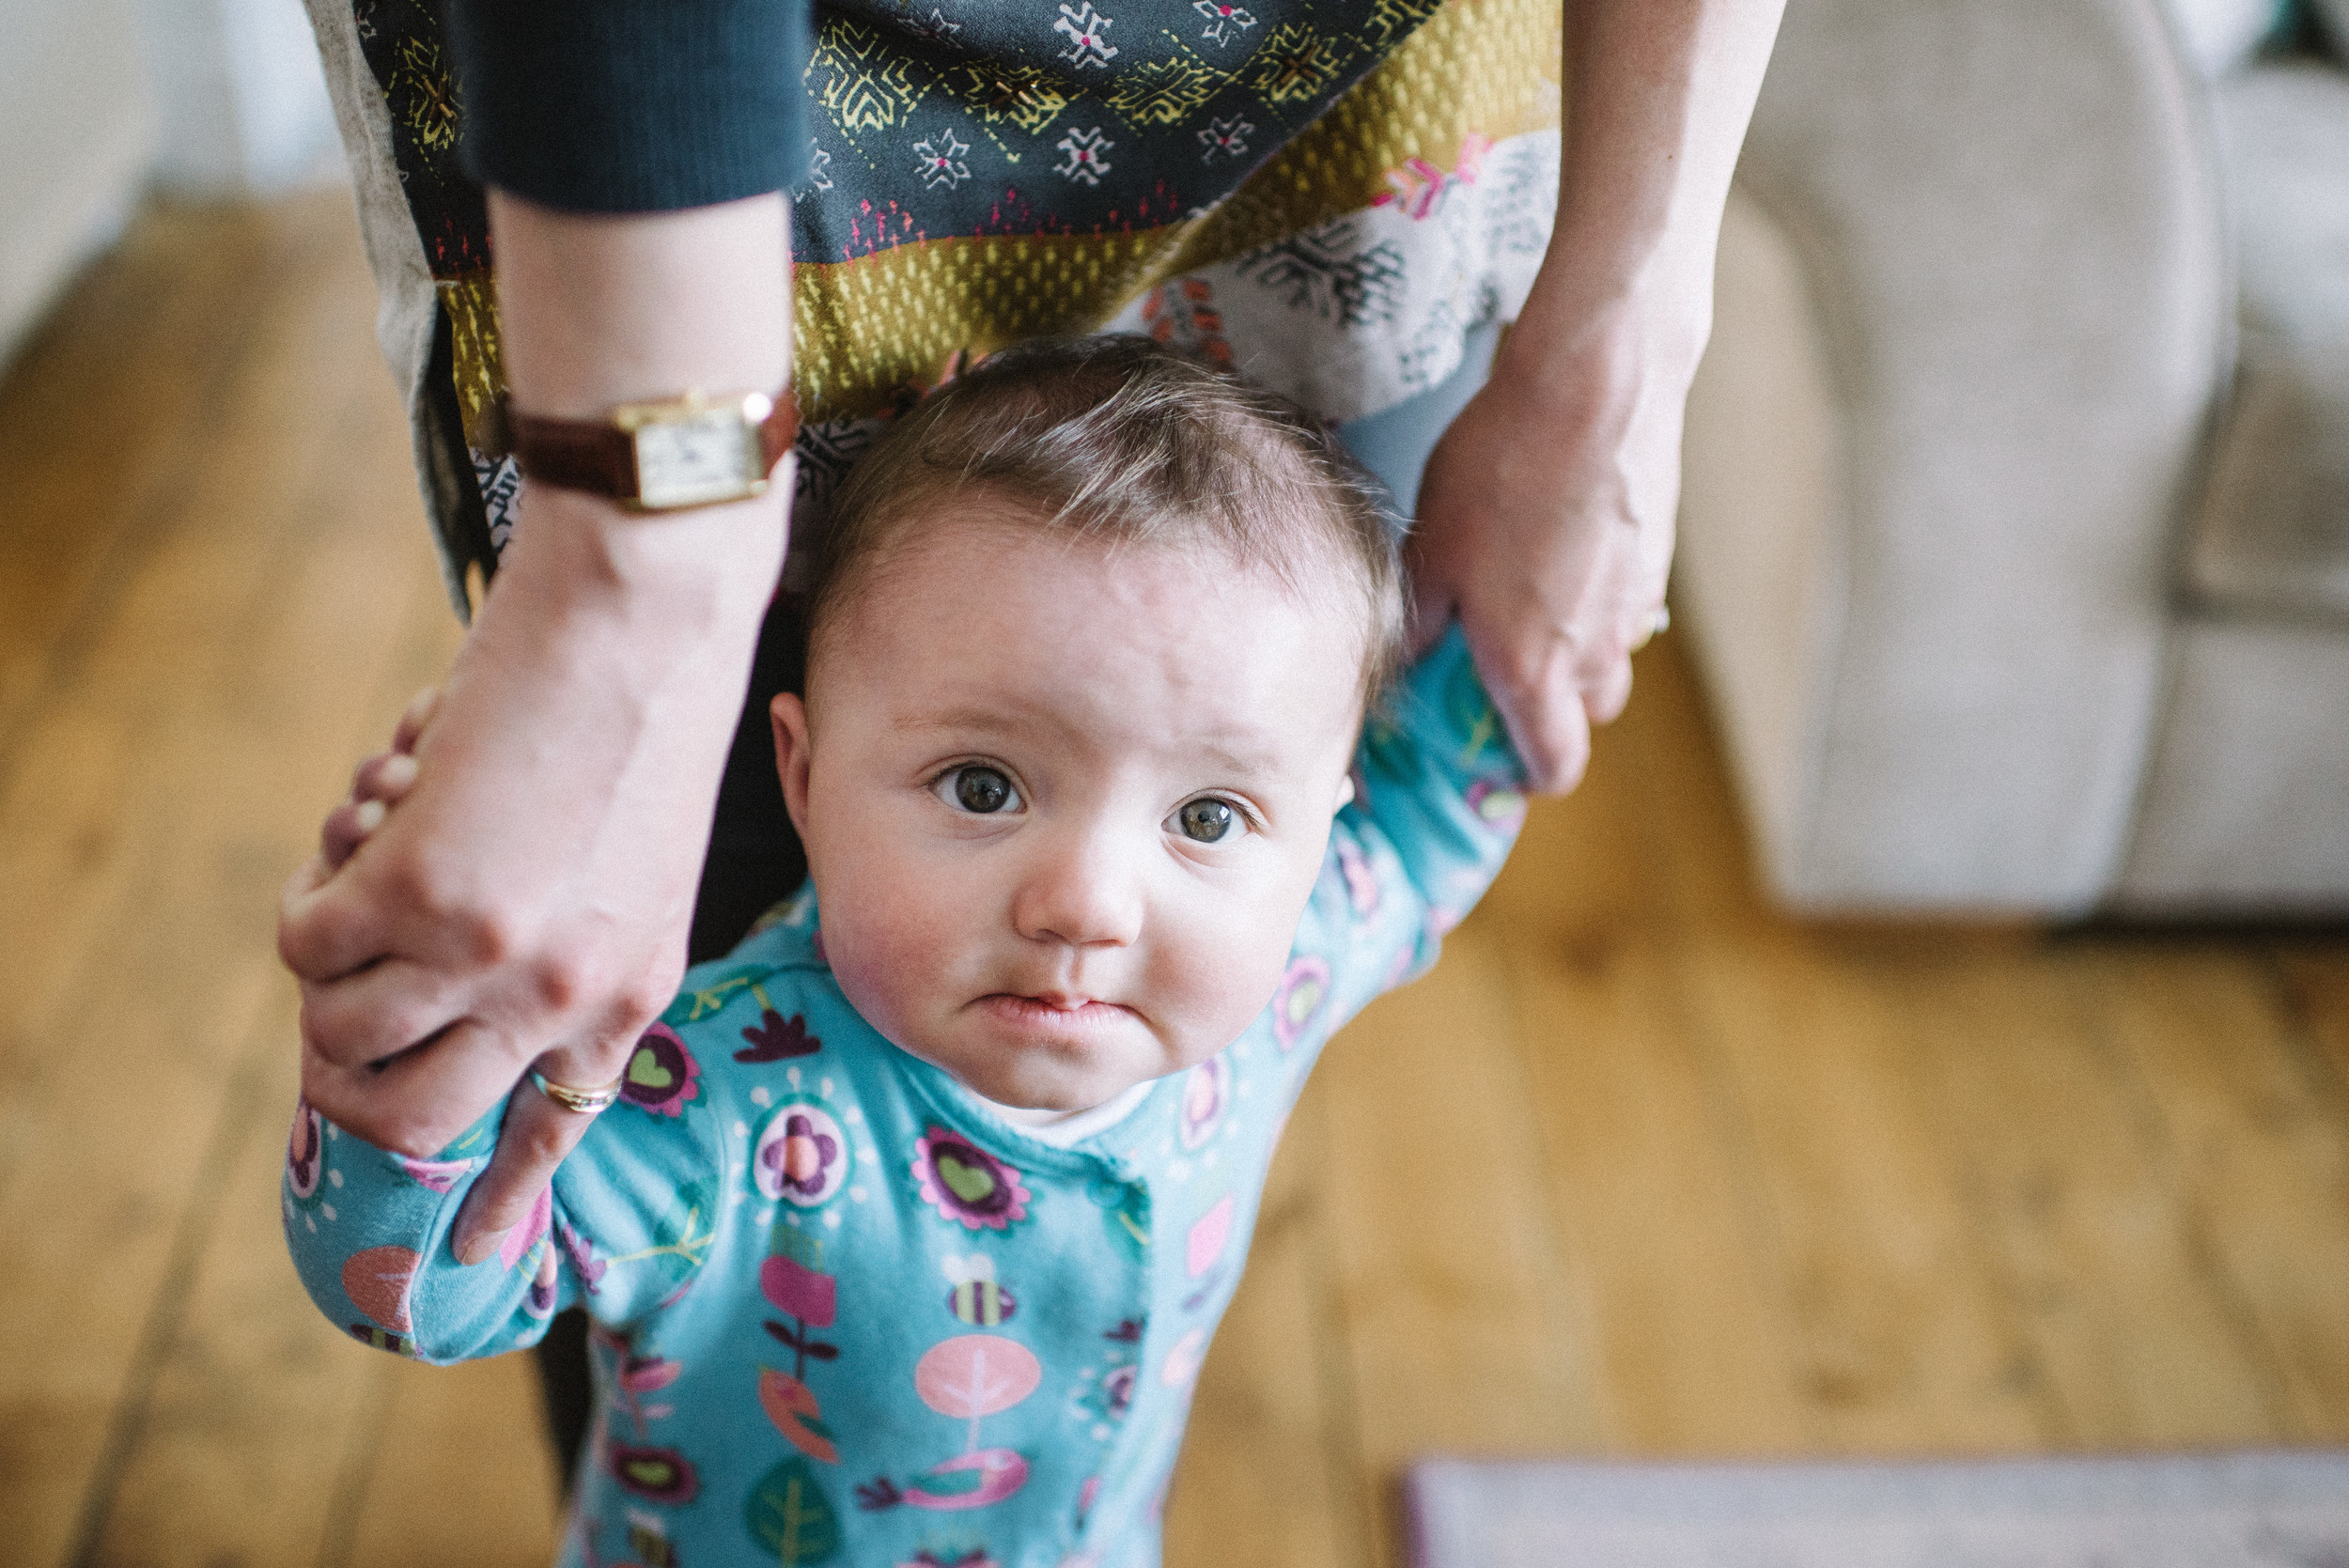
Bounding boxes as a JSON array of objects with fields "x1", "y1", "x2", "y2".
[
  {"x1": 755, "y1": 387, "x2": 801, "y2": 474},
  {"x1": 501, "y1": 388, "x2": 800, "y2": 505},
  {"x1": 506, "y1": 406, "x2": 637, "y2": 496}
]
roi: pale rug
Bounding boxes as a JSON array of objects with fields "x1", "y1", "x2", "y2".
[{"x1": 1405, "y1": 1452, "x2": 2349, "y2": 1568}]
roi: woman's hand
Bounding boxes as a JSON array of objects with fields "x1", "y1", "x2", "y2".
[
  {"x1": 279, "y1": 483, "x2": 785, "y2": 1260},
  {"x1": 276, "y1": 191, "x2": 792, "y2": 1265},
  {"x1": 1410, "y1": 0, "x2": 1785, "y2": 792},
  {"x1": 1408, "y1": 298, "x2": 1684, "y2": 791}
]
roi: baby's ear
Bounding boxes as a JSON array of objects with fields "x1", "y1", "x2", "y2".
[{"x1": 770, "y1": 692, "x2": 815, "y2": 839}]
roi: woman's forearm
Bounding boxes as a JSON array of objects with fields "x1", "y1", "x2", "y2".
[
  {"x1": 283, "y1": 191, "x2": 800, "y2": 1254},
  {"x1": 1511, "y1": 0, "x2": 1788, "y2": 386},
  {"x1": 1405, "y1": 0, "x2": 1783, "y2": 789},
  {"x1": 490, "y1": 188, "x2": 794, "y2": 620}
]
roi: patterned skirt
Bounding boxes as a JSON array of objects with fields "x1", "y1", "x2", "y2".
[{"x1": 306, "y1": 0, "x2": 1563, "y2": 611}]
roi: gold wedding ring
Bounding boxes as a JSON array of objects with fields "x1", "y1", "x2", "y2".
[{"x1": 530, "y1": 1069, "x2": 624, "y2": 1116}]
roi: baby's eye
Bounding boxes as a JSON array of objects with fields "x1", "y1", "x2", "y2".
[
  {"x1": 1174, "y1": 797, "x2": 1237, "y2": 844},
  {"x1": 938, "y1": 765, "x2": 1021, "y2": 815}
]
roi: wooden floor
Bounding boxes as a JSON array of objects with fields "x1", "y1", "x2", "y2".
[{"x1": 3, "y1": 194, "x2": 2345, "y2": 1568}]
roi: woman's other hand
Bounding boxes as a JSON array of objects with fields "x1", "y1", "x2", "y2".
[
  {"x1": 1408, "y1": 299, "x2": 1683, "y2": 792},
  {"x1": 1407, "y1": 0, "x2": 1785, "y2": 793}
]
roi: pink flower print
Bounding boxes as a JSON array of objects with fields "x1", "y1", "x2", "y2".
[
  {"x1": 754, "y1": 1101, "x2": 852, "y2": 1205},
  {"x1": 615, "y1": 1351, "x2": 682, "y2": 1434},
  {"x1": 619, "y1": 1023, "x2": 700, "y2": 1116},
  {"x1": 618, "y1": 1353, "x2": 682, "y2": 1396},
  {"x1": 1159, "y1": 1326, "x2": 1209, "y2": 1389},
  {"x1": 770, "y1": 1113, "x2": 837, "y2": 1197},
  {"x1": 285, "y1": 1098, "x2": 324, "y2": 1200},
  {"x1": 912, "y1": 1127, "x2": 1033, "y2": 1232},
  {"x1": 761, "y1": 1253, "x2": 838, "y2": 1327},
  {"x1": 1177, "y1": 1057, "x2": 1229, "y2": 1150},
  {"x1": 558, "y1": 1216, "x2": 607, "y2": 1294},
  {"x1": 1336, "y1": 837, "x2": 1380, "y2": 915},
  {"x1": 1465, "y1": 776, "x2": 1527, "y2": 836},
  {"x1": 498, "y1": 1184, "x2": 552, "y2": 1272},
  {"x1": 1270, "y1": 955, "x2": 1331, "y2": 1052},
  {"x1": 342, "y1": 1245, "x2": 419, "y2": 1334},
  {"x1": 397, "y1": 1155, "x2": 474, "y2": 1193},
  {"x1": 1187, "y1": 1193, "x2": 1236, "y2": 1280}
]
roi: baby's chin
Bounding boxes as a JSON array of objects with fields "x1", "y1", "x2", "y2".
[
  {"x1": 906, "y1": 1022, "x2": 1171, "y2": 1119},
  {"x1": 953, "y1": 1047, "x2": 1152, "y2": 1118}
]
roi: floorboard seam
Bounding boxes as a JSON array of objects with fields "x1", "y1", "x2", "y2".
[{"x1": 58, "y1": 1035, "x2": 276, "y2": 1568}]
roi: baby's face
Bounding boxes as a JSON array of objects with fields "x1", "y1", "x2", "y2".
[{"x1": 773, "y1": 500, "x2": 1366, "y2": 1114}]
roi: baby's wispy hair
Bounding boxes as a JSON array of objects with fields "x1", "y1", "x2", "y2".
[{"x1": 804, "y1": 335, "x2": 1407, "y2": 706}]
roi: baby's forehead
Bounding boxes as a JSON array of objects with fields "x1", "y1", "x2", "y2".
[
  {"x1": 816, "y1": 488, "x2": 1358, "y2": 648},
  {"x1": 807, "y1": 514, "x2": 1371, "y2": 738}
]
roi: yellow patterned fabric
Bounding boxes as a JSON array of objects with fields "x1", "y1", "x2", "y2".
[
  {"x1": 792, "y1": 0, "x2": 1562, "y2": 422},
  {"x1": 335, "y1": 0, "x2": 1562, "y2": 578},
  {"x1": 428, "y1": 0, "x2": 1560, "y2": 452}
]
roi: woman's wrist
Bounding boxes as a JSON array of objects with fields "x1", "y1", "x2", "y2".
[
  {"x1": 1491, "y1": 268, "x2": 1707, "y2": 431},
  {"x1": 506, "y1": 481, "x2": 788, "y2": 632},
  {"x1": 490, "y1": 188, "x2": 791, "y2": 417}
]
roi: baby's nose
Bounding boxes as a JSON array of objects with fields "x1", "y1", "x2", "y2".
[{"x1": 1012, "y1": 826, "x2": 1143, "y2": 949}]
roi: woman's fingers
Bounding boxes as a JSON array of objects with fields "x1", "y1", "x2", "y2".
[
  {"x1": 297, "y1": 957, "x2": 474, "y2": 1070},
  {"x1": 278, "y1": 858, "x2": 390, "y2": 982},
  {"x1": 321, "y1": 751, "x2": 422, "y2": 869},
  {"x1": 352, "y1": 749, "x2": 421, "y2": 806},
  {"x1": 1474, "y1": 619, "x2": 1597, "y2": 793},
  {"x1": 392, "y1": 686, "x2": 441, "y2": 755},
  {"x1": 299, "y1": 1016, "x2": 523, "y2": 1159},
  {"x1": 450, "y1": 1042, "x2": 630, "y2": 1265}
]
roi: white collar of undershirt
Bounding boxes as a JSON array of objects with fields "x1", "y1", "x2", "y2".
[{"x1": 976, "y1": 1079, "x2": 1157, "y2": 1148}]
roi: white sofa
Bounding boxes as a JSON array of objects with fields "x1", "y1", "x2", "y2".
[{"x1": 1676, "y1": 0, "x2": 2349, "y2": 916}]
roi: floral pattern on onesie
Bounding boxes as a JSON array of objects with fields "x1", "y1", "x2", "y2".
[{"x1": 285, "y1": 626, "x2": 1519, "y2": 1568}]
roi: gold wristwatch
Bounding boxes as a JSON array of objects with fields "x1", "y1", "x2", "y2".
[{"x1": 495, "y1": 387, "x2": 799, "y2": 512}]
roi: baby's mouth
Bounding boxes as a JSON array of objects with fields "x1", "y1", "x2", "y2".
[{"x1": 973, "y1": 993, "x2": 1137, "y2": 1033}]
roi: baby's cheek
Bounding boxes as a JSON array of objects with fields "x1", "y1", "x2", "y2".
[
  {"x1": 815, "y1": 886, "x2": 949, "y2": 1044},
  {"x1": 1160, "y1": 898, "x2": 1303, "y2": 1062}
]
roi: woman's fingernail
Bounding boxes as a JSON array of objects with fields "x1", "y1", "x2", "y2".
[
  {"x1": 378, "y1": 753, "x2": 419, "y2": 792},
  {"x1": 454, "y1": 1224, "x2": 505, "y2": 1266},
  {"x1": 353, "y1": 799, "x2": 386, "y2": 834}
]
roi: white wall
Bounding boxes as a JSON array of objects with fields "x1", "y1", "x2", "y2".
[
  {"x1": 133, "y1": 0, "x2": 341, "y2": 196},
  {"x1": 0, "y1": 0, "x2": 340, "y2": 368},
  {"x1": 0, "y1": 0, "x2": 159, "y2": 365}
]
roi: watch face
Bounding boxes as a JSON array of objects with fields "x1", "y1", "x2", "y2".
[{"x1": 632, "y1": 408, "x2": 763, "y2": 509}]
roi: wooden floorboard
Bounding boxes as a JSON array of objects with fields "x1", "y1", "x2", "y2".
[{"x1": 2, "y1": 193, "x2": 2344, "y2": 1568}]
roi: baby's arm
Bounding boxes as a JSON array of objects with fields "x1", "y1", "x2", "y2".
[
  {"x1": 282, "y1": 1039, "x2": 722, "y2": 1363},
  {"x1": 1330, "y1": 625, "x2": 1529, "y2": 976}
]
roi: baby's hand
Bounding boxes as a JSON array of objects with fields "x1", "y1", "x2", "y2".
[{"x1": 319, "y1": 687, "x2": 438, "y2": 870}]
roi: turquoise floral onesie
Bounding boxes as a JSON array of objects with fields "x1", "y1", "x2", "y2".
[{"x1": 285, "y1": 628, "x2": 1524, "y2": 1568}]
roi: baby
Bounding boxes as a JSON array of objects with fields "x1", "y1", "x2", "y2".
[{"x1": 285, "y1": 337, "x2": 1526, "y2": 1568}]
